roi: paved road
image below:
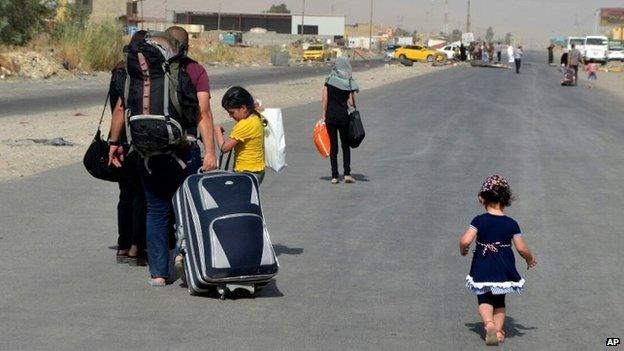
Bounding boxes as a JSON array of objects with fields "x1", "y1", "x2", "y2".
[
  {"x1": 1, "y1": 54, "x2": 623, "y2": 350},
  {"x1": 0, "y1": 60, "x2": 383, "y2": 117}
]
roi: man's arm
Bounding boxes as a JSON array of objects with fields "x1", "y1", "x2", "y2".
[
  {"x1": 321, "y1": 86, "x2": 328, "y2": 121},
  {"x1": 108, "y1": 98, "x2": 125, "y2": 167},
  {"x1": 196, "y1": 91, "x2": 218, "y2": 171}
]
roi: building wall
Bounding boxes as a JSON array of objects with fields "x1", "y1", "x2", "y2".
[
  {"x1": 89, "y1": 0, "x2": 126, "y2": 22},
  {"x1": 345, "y1": 23, "x2": 383, "y2": 38},
  {"x1": 291, "y1": 15, "x2": 345, "y2": 36},
  {"x1": 175, "y1": 13, "x2": 292, "y2": 34}
]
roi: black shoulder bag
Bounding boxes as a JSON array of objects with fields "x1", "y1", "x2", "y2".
[
  {"x1": 347, "y1": 79, "x2": 365, "y2": 148},
  {"x1": 83, "y1": 93, "x2": 122, "y2": 182}
]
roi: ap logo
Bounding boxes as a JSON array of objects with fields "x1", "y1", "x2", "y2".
[{"x1": 606, "y1": 338, "x2": 620, "y2": 347}]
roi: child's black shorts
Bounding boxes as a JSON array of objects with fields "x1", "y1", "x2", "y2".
[{"x1": 477, "y1": 292, "x2": 506, "y2": 309}]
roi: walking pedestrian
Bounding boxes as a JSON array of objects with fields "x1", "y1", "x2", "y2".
[
  {"x1": 108, "y1": 30, "x2": 148, "y2": 266},
  {"x1": 321, "y1": 56, "x2": 359, "y2": 184},
  {"x1": 568, "y1": 44, "x2": 582, "y2": 86},
  {"x1": 109, "y1": 28, "x2": 218, "y2": 287},
  {"x1": 459, "y1": 175, "x2": 537, "y2": 346},
  {"x1": 547, "y1": 44, "x2": 555, "y2": 65},
  {"x1": 459, "y1": 43, "x2": 467, "y2": 61},
  {"x1": 514, "y1": 45, "x2": 524, "y2": 74},
  {"x1": 586, "y1": 60, "x2": 598, "y2": 89},
  {"x1": 214, "y1": 87, "x2": 266, "y2": 184},
  {"x1": 506, "y1": 44, "x2": 514, "y2": 65},
  {"x1": 496, "y1": 42, "x2": 502, "y2": 63}
]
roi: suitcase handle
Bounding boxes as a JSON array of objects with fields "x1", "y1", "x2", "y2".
[{"x1": 218, "y1": 150, "x2": 233, "y2": 170}]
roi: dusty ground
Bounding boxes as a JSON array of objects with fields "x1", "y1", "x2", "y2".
[{"x1": 0, "y1": 62, "x2": 453, "y2": 181}]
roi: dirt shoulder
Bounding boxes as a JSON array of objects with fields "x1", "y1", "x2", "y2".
[{"x1": 0, "y1": 63, "x2": 453, "y2": 181}]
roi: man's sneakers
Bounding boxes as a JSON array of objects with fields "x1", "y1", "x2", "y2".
[{"x1": 344, "y1": 175, "x2": 356, "y2": 184}]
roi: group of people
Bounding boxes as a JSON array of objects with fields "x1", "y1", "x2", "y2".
[
  {"x1": 99, "y1": 26, "x2": 537, "y2": 347},
  {"x1": 103, "y1": 26, "x2": 360, "y2": 287},
  {"x1": 559, "y1": 44, "x2": 599, "y2": 88},
  {"x1": 450, "y1": 42, "x2": 525, "y2": 74}
]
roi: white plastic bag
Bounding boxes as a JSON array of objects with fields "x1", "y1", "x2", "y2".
[{"x1": 263, "y1": 108, "x2": 287, "y2": 172}]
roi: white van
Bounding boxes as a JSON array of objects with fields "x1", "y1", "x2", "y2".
[
  {"x1": 566, "y1": 37, "x2": 585, "y2": 52},
  {"x1": 584, "y1": 36, "x2": 609, "y2": 63}
]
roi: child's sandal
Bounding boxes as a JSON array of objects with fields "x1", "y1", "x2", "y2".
[
  {"x1": 497, "y1": 330, "x2": 506, "y2": 343},
  {"x1": 484, "y1": 321, "x2": 499, "y2": 346}
]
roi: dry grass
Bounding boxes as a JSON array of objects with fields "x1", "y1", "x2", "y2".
[
  {"x1": 53, "y1": 21, "x2": 124, "y2": 71},
  {"x1": 189, "y1": 39, "x2": 270, "y2": 64}
]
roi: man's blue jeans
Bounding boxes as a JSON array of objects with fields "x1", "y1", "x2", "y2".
[{"x1": 141, "y1": 146, "x2": 202, "y2": 279}]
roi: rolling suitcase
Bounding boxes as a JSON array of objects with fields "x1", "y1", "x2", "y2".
[
  {"x1": 173, "y1": 169, "x2": 279, "y2": 299},
  {"x1": 561, "y1": 68, "x2": 575, "y2": 86}
]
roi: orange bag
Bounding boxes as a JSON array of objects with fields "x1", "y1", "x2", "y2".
[{"x1": 313, "y1": 120, "x2": 331, "y2": 158}]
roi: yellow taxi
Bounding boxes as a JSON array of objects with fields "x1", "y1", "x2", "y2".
[
  {"x1": 303, "y1": 44, "x2": 330, "y2": 61},
  {"x1": 394, "y1": 45, "x2": 446, "y2": 63}
]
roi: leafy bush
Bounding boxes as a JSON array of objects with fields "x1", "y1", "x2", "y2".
[{"x1": 0, "y1": 0, "x2": 53, "y2": 46}]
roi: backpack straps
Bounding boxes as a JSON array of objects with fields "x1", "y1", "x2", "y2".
[
  {"x1": 137, "y1": 53, "x2": 151, "y2": 114},
  {"x1": 167, "y1": 60, "x2": 183, "y2": 119}
]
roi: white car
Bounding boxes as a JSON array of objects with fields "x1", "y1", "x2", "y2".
[
  {"x1": 438, "y1": 45, "x2": 460, "y2": 59},
  {"x1": 584, "y1": 36, "x2": 608, "y2": 63},
  {"x1": 608, "y1": 46, "x2": 624, "y2": 61}
]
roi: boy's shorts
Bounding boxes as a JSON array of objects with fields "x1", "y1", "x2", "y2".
[{"x1": 588, "y1": 72, "x2": 597, "y2": 81}]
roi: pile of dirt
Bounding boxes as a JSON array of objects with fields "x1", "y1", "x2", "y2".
[
  {"x1": 603, "y1": 60, "x2": 624, "y2": 73},
  {"x1": 0, "y1": 51, "x2": 71, "y2": 79}
]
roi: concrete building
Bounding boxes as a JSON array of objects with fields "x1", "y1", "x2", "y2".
[
  {"x1": 174, "y1": 12, "x2": 345, "y2": 37},
  {"x1": 68, "y1": 0, "x2": 126, "y2": 22}
]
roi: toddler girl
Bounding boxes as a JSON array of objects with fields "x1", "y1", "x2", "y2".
[
  {"x1": 586, "y1": 61, "x2": 598, "y2": 89},
  {"x1": 459, "y1": 175, "x2": 537, "y2": 346}
]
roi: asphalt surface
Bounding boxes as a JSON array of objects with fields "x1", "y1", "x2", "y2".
[
  {"x1": 0, "y1": 60, "x2": 383, "y2": 117},
  {"x1": 1, "y1": 54, "x2": 623, "y2": 350}
]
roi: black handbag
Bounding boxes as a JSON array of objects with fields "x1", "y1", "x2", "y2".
[
  {"x1": 347, "y1": 107, "x2": 365, "y2": 148},
  {"x1": 83, "y1": 93, "x2": 121, "y2": 182}
]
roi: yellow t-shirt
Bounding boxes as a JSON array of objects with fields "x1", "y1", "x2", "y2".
[{"x1": 230, "y1": 113, "x2": 265, "y2": 172}]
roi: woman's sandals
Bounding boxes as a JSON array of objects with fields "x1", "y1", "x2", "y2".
[{"x1": 484, "y1": 321, "x2": 499, "y2": 346}]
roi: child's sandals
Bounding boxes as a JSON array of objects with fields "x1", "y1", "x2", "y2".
[
  {"x1": 484, "y1": 321, "x2": 499, "y2": 346},
  {"x1": 497, "y1": 329, "x2": 506, "y2": 344}
]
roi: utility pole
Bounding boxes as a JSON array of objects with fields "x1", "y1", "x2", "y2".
[
  {"x1": 466, "y1": 0, "x2": 471, "y2": 33},
  {"x1": 217, "y1": 1, "x2": 222, "y2": 31},
  {"x1": 301, "y1": 0, "x2": 305, "y2": 40},
  {"x1": 443, "y1": 0, "x2": 449, "y2": 35},
  {"x1": 594, "y1": 9, "x2": 600, "y2": 34},
  {"x1": 369, "y1": 0, "x2": 373, "y2": 51}
]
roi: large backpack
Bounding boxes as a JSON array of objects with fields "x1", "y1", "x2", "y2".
[{"x1": 123, "y1": 31, "x2": 199, "y2": 171}]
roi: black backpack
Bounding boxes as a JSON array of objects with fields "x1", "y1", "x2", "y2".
[{"x1": 123, "y1": 31, "x2": 199, "y2": 171}]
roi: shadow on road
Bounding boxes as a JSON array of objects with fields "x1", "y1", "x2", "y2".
[
  {"x1": 465, "y1": 316, "x2": 537, "y2": 340},
  {"x1": 273, "y1": 244, "x2": 304, "y2": 256},
  {"x1": 319, "y1": 173, "x2": 370, "y2": 182}
]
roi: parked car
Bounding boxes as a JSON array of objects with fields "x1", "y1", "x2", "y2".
[
  {"x1": 566, "y1": 37, "x2": 585, "y2": 53},
  {"x1": 438, "y1": 44, "x2": 460, "y2": 59},
  {"x1": 584, "y1": 36, "x2": 609, "y2": 64},
  {"x1": 607, "y1": 45, "x2": 624, "y2": 61},
  {"x1": 385, "y1": 44, "x2": 402, "y2": 60},
  {"x1": 303, "y1": 45, "x2": 330, "y2": 61},
  {"x1": 394, "y1": 45, "x2": 446, "y2": 63}
]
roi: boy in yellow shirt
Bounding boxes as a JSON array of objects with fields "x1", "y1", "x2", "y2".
[{"x1": 214, "y1": 86, "x2": 265, "y2": 183}]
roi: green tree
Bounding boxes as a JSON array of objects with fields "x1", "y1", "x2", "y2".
[
  {"x1": 395, "y1": 27, "x2": 411, "y2": 37},
  {"x1": 451, "y1": 29, "x2": 462, "y2": 42},
  {"x1": 485, "y1": 26, "x2": 494, "y2": 42},
  {"x1": 266, "y1": 3, "x2": 290, "y2": 13},
  {"x1": 0, "y1": 0, "x2": 54, "y2": 45},
  {"x1": 505, "y1": 32, "x2": 513, "y2": 45}
]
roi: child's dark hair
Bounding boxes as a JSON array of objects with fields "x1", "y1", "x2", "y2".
[
  {"x1": 222, "y1": 86, "x2": 255, "y2": 112},
  {"x1": 479, "y1": 185, "x2": 514, "y2": 208}
]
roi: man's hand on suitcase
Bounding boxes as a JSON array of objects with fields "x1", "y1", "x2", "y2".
[{"x1": 202, "y1": 154, "x2": 218, "y2": 172}]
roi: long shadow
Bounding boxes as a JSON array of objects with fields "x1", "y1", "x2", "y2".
[
  {"x1": 465, "y1": 316, "x2": 537, "y2": 340},
  {"x1": 273, "y1": 244, "x2": 304, "y2": 256},
  {"x1": 319, "y1": 173, "x2": 370, "y2": 182}
]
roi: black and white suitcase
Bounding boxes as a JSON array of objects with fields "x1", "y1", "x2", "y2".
[
  {"x1": 173, "y1": 171, "x2": 279, "y2": 298},
  {"x1": 561, "y1": 68, "x2": 575, "y2": 86}
]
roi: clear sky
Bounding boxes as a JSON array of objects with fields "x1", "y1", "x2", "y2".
[{"x1": 144, "y1": 0, "x2": 623, "y2": 45}]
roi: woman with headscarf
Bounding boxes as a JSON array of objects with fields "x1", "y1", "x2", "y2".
[{"x1": 321, "y1": 56, "x2": 359, "y2": 184}]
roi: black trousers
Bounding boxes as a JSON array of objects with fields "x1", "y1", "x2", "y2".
[
  {"x1": 326, "y1": 122, "x2": 351, "y2": 179},
  {"x1": 515, "y1": 59, "x2": 522, "y2": 73},
  {"x1": 117, "y1": 152, "x2": 146, "y2": 252},
  {"x1": 497, "y1": 52, "x2": 501, "y2": 63},
  {"x1": 477, "y1": 292, "x2": 506, "y2": 309}
]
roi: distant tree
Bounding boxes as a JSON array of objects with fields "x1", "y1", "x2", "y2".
[
  {"x1": 0, "y1": 0, "x2": 54, "y2": 45},
  {"x1": 451, "y1": 29, "x2": 462, "y2": 42},
  {"x1": 395, "y1": 27, "x2": 411, "y2": 37},
  {"x1": 505, "y1": 32, "x2": 513, "y2": 45},
  {"x1": 265, "y1": 3, "x2": 291, "y2": 14},
  {"x1": 485, "y1": 27, "x2": 494, "y2": 42}
]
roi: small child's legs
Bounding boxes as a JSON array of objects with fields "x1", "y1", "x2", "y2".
[{"x1": 477, "y1": 293, "x2": 507, "y2": 343}]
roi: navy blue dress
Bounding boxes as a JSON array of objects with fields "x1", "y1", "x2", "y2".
[{"x1": 465, "y1": 213, "x2": 525, "y2": 295}]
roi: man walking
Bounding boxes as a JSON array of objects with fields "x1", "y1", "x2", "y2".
[
  {"x1": 567, "y1": 44, "x2": 582, "y2": 86},
  {"x1": 496, "y1": 42, "x2": 502, "y2": 63},
  {"x1": 514, "y1": 45, "x2": 524, "y2": 74}
]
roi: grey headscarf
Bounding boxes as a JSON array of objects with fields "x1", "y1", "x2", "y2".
[{"x1": 326, "y1": 56, "x2": 359, "y2": 92}]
